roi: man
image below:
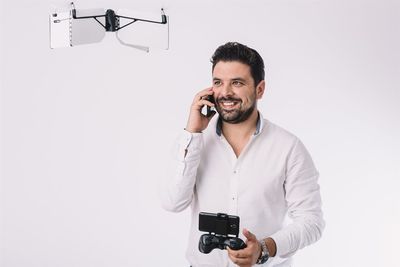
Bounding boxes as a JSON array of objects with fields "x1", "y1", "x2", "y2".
[{"x1": 160, "y1": 42, "x2": 325, "y2": 267}]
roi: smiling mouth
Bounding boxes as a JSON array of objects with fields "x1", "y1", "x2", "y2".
[{"x1": 218, "y1": 100, "x2": 241, "y2": 110}]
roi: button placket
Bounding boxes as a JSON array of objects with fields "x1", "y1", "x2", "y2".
[
  {"x1": 229, "y1": 167, "x2": 239, "y2": 215},
  {"x1": 219, "y1": 135, "x2": 241, "y2": 215},
  {"x1": 219, "y1": 135, "x2": 240, "y2": 215}
]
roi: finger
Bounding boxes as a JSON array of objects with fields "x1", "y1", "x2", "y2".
[
  {"x1": 192, "y1": 99, "x2": 215, "y2": 110},
  {"x1": 194, "y1": 91, "x2": 213, "y2": 104},
  {"x1": 227, "y1": 252, "x2": 252, "y2": 266},
  {"x1": 243, "y1": 228, "x2": 257, "y2": 243},
  {"x1": 199, "y1": 99, "x2": 215, "y2": 107},
  {"x1": 227, "y1": 247, "x2": 251, "y2": 258},
  {"x1": 195, "y1": 87, "x2": 214, "y2": 99}
]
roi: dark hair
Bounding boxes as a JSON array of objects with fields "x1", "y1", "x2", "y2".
[{"x1": 211, "y1": 42, "x2": 265, "y2": 86}]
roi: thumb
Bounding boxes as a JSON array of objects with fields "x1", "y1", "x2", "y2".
[{"x1": 243, "y1": 228, "x2": 257, "y2": 243}]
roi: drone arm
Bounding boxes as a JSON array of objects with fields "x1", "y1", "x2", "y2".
[
  {"x1": 71, "y1": 6, "x2": 106, "y2": 20},
  {"x1": 116, "y1": 9, "x2": 168, "y2": 26},
  {"x1": 117, "y1": 20, "x2": 138, "y2": 31},
  {"x1": 71, "y1": 8, "x2": 107, "y2": 29},
  {"x1": 93, "y1": 17, "x2": 106, "y2": 29},
  {"x1": 70, "y1": 2, "x2": 167, "y2": 32}
]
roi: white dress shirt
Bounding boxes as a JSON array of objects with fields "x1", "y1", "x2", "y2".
[{"x1": 160, "y1": 113, "x2": 325, "y2": 267}]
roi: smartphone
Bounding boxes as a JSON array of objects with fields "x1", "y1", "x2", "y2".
[
  {"x1": 204, "y1": 95, "x2": 215, "y2": 117},
  {"x1": 199, "y1": 212, "x2": 240, "y2": 237}
]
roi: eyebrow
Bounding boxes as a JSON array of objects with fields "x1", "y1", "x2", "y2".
[
  {"x1": 231, "y1": 78, "x2": 246, "y2": 82},
  {"x1": 212, "y1": 77, "x2": 247, "y2": 82}
]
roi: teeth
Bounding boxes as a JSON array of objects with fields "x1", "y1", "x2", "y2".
[
  {"x1": 223, "y1": 102, "x2": 234, "y2": 106},
  {"x1": 219, "y1": 100, "x2": 240, "y2": 109}
]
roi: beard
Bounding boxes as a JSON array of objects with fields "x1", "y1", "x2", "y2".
[{"x1": 215, "y1": 95, "x2": 257, "y2": 124}]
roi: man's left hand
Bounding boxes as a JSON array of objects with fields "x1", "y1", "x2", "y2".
[{"x1": 227, "y1": 228, "x2": 261, "y2": 267}]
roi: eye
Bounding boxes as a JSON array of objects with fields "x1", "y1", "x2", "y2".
[
  {"x1": 232, "y1": 80, "x2": 244, "y2": 86},
  {"x1": 213, "y1": 80, "x2": 222, "y2": 86}
]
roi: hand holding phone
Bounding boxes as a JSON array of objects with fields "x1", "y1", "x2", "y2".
[
  {"x1": 203, "y1": 95, "x2": 216, "y2": 117},
  {"x1": 185, "y1": 88, "x2": 216, "y2": 133}
]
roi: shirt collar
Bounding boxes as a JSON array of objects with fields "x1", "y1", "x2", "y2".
[{"x1": 216, "y1": 112, "x2": 264, "y2": 136}]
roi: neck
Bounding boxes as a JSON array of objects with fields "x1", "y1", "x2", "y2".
[{"x1": 221, "y1": 109, "x2": 259, "y2": 144}]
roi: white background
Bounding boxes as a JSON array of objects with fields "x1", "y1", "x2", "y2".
[{"x1": 1, "y1": 0, "x2": 399, "y2": 266}]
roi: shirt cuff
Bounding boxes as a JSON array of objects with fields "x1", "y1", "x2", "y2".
[
  {"x1": 269, "y1": 230, "x2": 293, "y2": 258},
  {"x1": 176, "y1": 129, "x2": 203, "y2": 161}
]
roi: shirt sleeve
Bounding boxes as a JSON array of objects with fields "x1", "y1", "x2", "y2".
[
  {"x1": 269, "y1": 138, "x2": 325, "y2": 258},
  {"x1": 159, "y1": 129, "x2": 203, "y2": 212}
]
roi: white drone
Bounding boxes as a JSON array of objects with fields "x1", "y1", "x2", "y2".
[{"x1": 49, "y1": 2, "x2": 169, "y2": 52}]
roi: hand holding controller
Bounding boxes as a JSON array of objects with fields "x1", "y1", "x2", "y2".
[{"x1": 198, "y1": 212, "x2": 246, "y2": 254}]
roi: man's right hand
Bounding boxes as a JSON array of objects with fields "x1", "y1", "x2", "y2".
[{"x1": 185, "y1": 87, "x2": 216, "y2": 133}]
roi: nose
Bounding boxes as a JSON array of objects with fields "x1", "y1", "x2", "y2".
[{"x1": 218, "y1": 83, "x2": 234, "y2": 97}]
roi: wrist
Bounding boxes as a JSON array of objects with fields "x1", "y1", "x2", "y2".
[
  {"x1": 184, "y1": 121, "x2": 203, "y2": 133},
  {"x1": 256, "y1": 239, "x2": 269, "y2": 264},
  {"x1": 184, "y1": 127, "x2": 202, "y2": 133},
  {"x1": 256, "y1": 237, "x2": 276, "y2": 265},
  {"x1": 265, "y1": 237, "x2": 276, "y2": 257}
]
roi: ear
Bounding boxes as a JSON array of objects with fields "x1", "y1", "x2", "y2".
[{"x1": 255, "y1": 80, "x2": 266, "y2": 99}]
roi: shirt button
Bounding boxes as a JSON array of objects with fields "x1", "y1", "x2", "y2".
[{"x1": 233, "y1": 170, "x2": 237, "y2": 174}]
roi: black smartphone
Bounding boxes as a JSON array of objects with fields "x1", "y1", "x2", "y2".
[
  {"x1": 199, "y1": 212, "x2": 240, "y2": 237},
  {"x1": 204, "y1": 95, "x2": 215, "y2": 117}
]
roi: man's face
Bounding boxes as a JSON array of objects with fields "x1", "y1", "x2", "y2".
[{"x1": 212, "y1": 61, "x2": 264, "y2": 124}]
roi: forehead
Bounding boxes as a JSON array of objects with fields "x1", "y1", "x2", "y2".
[{"x1": 212, "y1": 61, "x2": 252, "y2": 79}]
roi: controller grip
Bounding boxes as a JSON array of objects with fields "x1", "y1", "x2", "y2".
[
  {"x1": 224, "y1": 237, "x2": 247, "y2": 250},
  {"x1": 198, "y1": 234, "x2": 246, "y2": 254},
  {"x1": 198, "y1": 234, "x2": 217, "y2": 254}
]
